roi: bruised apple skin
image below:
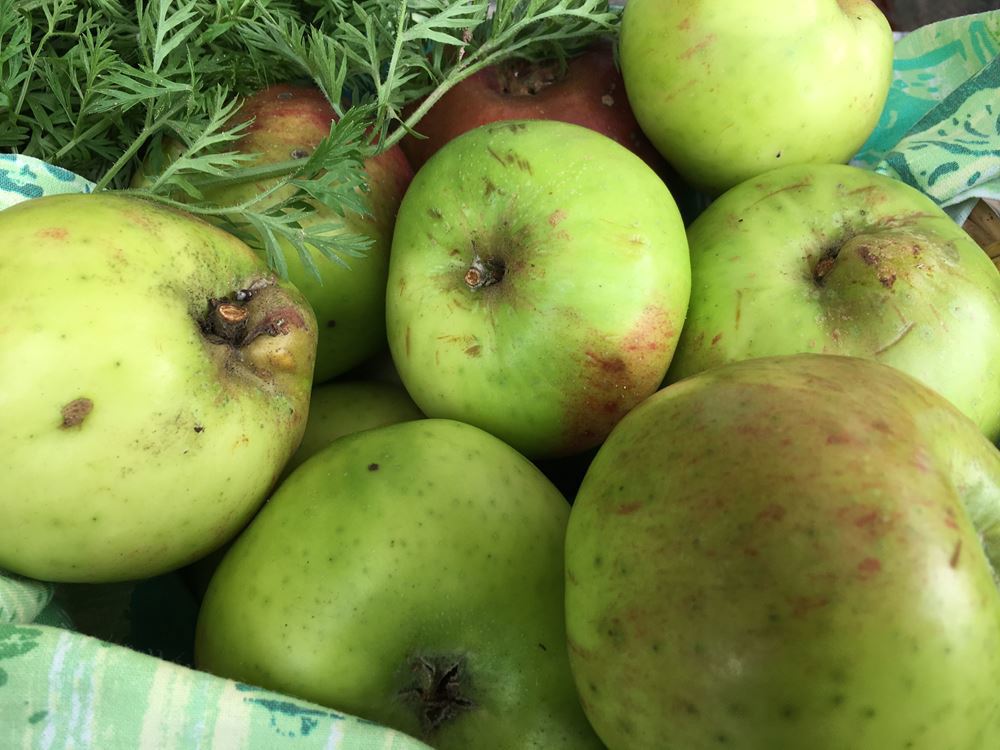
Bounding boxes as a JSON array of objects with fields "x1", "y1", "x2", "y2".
[
  {"x1": 195, "y1": 418, "x2": 604, "y2": 750},
  {"x1": 565, "y1": 354, "x2": 1000, "y2": 750},
  {"x1": 400, "y1": 38, "x2": 665, "y2": 175},
  {"x1": 386, "y1": 119, "x2": 691, "y2": 459},
  {"x1": 0, "y1": 193, "x2": 317, "y2": 583},
  {"x1": 666, "y1": 163, "x2": 1000, "y2": 441},
  {"x1": 196, "y1": 83, "x2": 414, "y2": 384},
  {"x1": 619, "y1": 0, "x2": 893, "y2": 194}
]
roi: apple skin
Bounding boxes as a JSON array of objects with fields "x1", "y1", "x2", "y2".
[
  {"x1": 0, "y1": 193, "x2": 317, "y2": 583},
  {"x1": 386, "y1": 119, "x2": 691, "y2": 459},
  {"x1": 400, "y1": 39, "x2": 665, "y2": 175},
  {"x1": 203, "y1": 83, "x2": 414, "y2": 384},
  {"x1": 619, "y1": 0, "x2": 894, "y2": 194},
  {"x1": 666, "y1": 162, "x2": 1000, "y2": 441},
  {"x1": 565, "y1": 353, "x2": 1000, "y2": 750},
  {"x1": 194, "y1": 418, "x2": 604, "y2": 749},
  {"x1": 282, "y1": 379, "x2": 424, "y2": 475}
]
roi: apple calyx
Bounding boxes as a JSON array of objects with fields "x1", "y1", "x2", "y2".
[
  {"x1": 200, "y1": 276, "x2": 315, "y2": 389},
  {"x1": 465, "y1": 253, "x2": 506, "y2": 291},
  {"x1": 397, "y1": 653, "x2": 476, "y2": 735},
  {"x1": 495, "y1": 58, "x2": 562, "y2": 97}
]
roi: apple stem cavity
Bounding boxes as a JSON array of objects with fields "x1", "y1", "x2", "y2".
[
  {"x1": 398, "y1": 653, "x2": 476, "y2": 735},
  {"x1": 465, "y1": 253, "x2": 506, "y2": 291}
]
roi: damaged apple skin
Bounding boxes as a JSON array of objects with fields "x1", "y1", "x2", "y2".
[
  {"x1": 566, "y1": 354, "x2": 1000, "y2": 750},
  {"x1": 0, "y1": 193, "x2": 317, "y2": 583},
  {"x1": 386, "y1": 119, "x2": 691, "y2": 460},
  {"x1": 202, "y1": 83, "x2": 414, "y2": 384},
  {"x1": 195, "y1": 418, "x2": 604, "y2": 750},
  {"x1": 666, "y1": 163, "x2": 1000, "y2": 441}
]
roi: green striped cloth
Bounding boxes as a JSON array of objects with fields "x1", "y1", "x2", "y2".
[{"x1": 2, "y1": 10, "x2": 999, "y2": 748}]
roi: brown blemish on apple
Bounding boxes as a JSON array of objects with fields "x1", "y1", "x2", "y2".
[
  {"x1": 60, "y1": 397, "x2": 93, "y2": 428},
  {"x1": 679, "y1": 34, "x2": 716, "y2": 60},
  {"x1": 486, "y1": 147, "x2": 506, "y2": 167},
  {"x1": 857, "y1": 557, "x2": 882, "y2": 579},
  {"x1": 405, "y1": 326, "x2": 412, "y2": 357},
  {"x1": 678, "y1": 17, "x2": 691, "y2": 30},
  {"x1": 548, "y1": 209, "x2": 567, "y2": 227},
  {"x1": 826, "y1": 432, "x2": 854, "y2": 445},
  {"x1": 790, "y1": 595, "x2": 830, "y2": 617},
  {"x1": 427, "y1": 208, "x2": 443, "y2": 220},
  {"x1": 949, "y1": 540, "x2": 962, "y2": 568},
  {"x1": 749, "y1": 180, "x2": 812, "y2": 211},
  {"x1": 755, "y1": 503, "x2": 786, "y2": 523},
  {"x1": 38, "y1": 227, "x2": 68, "y2": 240},
  {"x1": 482, "y1": 178, "x2": 498, "y2": 198},
  {"x1": 711, "y1": 333, "x2": 723, "y2": 346},
  {"x1": 873, "y1": 321, "x2": 915, "y2": 355},
  {"x1": 616, "y1": 501, "x2": 642, "y2": 515}
]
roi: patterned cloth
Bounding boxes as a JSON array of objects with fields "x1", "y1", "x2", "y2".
[
  {"x1": 1, "y1": 10, "x2": 999, "y2": 748},
  {"x1": 853, "y1": 10, "x2": 1000, "y2": 223}
]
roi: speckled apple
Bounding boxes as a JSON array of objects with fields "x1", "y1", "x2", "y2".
[
  {"x1": 195, "y1": 418, "x2": 603, "y2": 749},
  {"x1": 0, "y1": 193, "x2": 317, "y2": 582},
  {"x1": 620, "y1": 0, "x2": 894, "y2": 194},
  {"x1": 666, "y1": 163, "x2": 1000, "y2": 441},
  {"x1": 565, "y1": 353, "x2": 1000, "y2": 750},
  {"x1": 386, "y1": 119, "x2": 691, "y2": 459}
]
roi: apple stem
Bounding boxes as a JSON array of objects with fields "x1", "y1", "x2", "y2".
[
  {"x1": 201, "y1": 279, "x2": 298, "y2": 349},
  {"x1": 465, "y1": 254, "x2": 505, "y2": 291}
]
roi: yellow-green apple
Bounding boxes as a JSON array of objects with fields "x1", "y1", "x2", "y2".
[
  {"x1": 197, "y1": 83, "x2": 414, "y2": 383},
  {"x1": 386, "y1": 119, "x2": 691, "y2": 459},
  {"x1": 566, "y1": 353, "x2": 1000, "y2": 750},
  {"x1": 619, "y1": 0, "x2": 894, "y2": 194},
  {"x1": 195, "y1": 418, "x2": 604, "y2": 749},
  {"x1": 666, "y1": 163, "x2": 1000, "y2": 441},
  {"x1": 0, "y1": 193, "x2": 317, "y2": 582},
  {"x1": 282, "y1": 379, "x2": 424, "y2": 475}
]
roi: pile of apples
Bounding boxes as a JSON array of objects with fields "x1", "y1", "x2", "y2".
[{"x1": 3, "y1": 1, "x2": 1000, "y2": 749}]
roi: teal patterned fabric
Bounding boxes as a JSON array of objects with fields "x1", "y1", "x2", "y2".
[
  {"x1": 1, "y1": 11, "x2": 999, "y2": 749},
  {"x1": 853, "y1": 11, "x2": 1000, "y2": 223}
]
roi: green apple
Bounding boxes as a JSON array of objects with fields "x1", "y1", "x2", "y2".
[
  {"x1": 386, "y1": 119, "x2": 691, "y2": 459},
  {"x1": 191, "y1": 82, "x2": 414, "y2": 384},
  {"x1": 0, "y1": 193, "x2": 317, "y2": 583},
  {"x1": 619, "y1": 0, "x2": 894, "y2": 194},
  {"x1": 666, "y1": 162, "x2": 1000, "y2": 441},
  {"x1": 566, "y1": 353, "x2": 1000, "y2": 750},
  {"x1": 195, "y1": 418, "x2": 603, "y2": 749},
  {"x1": 282, "y1": 379, "x2": 424, "y2": 475}
]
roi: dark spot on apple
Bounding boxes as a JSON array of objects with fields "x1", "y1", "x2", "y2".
[
  {"x1": 861, "y1": 707, "x2": 878, "y2": 719},
  {"x1": 780, "y1": 705, "x2": 799, "y2": 721},
  {"x1": 486, "y1": 146, "x2": 506, "y2": 166},
  {"x1": 537, "y1": 642, "x2": 547, "y2": 651},
  {"x1": 326, "y1": 319, "x2": 337, "y2": 328},
  {"x1": 194, "y1": 424, "x2": 204, "y2": 433},
  {"x1": 872, "y1": 419, "x2": 892, "y2": 433},
  {"x1": 831, "y1": 694, "x2": 846, "y2": 707},
  {"x1": 950, "y1": 540, "x2": 962, "y2": 568},
  {"x1": 675, "y1": 698, "x2": 700, "y2": 716},
  {"x1": 857, "y1": 557, "x2": 882, "y2": 579},
  {"x1": 755, "y1": 503, "x2": 786, "y2": 522},
  {"x1": 427, "y1": 208, "x2": 443, "y2": 220},
  {"x1": 368, "y1": 463, "x2": 379, "y2": 471},
  {"x1": 776, "y1": 151, "x2": 782, "y2": 158},
  {"x1": 60, "y1": 397, "x2": 93, "y2": 428}
]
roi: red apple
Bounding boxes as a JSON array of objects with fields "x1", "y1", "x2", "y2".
[{"x1": 400, "y1": 39, "x2": 666, "y2": 175}]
